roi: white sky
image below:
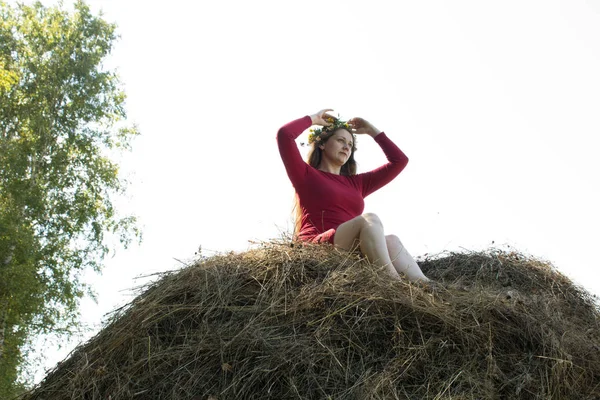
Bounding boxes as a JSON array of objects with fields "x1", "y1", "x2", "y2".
[{"x1": 14, "y1": 0, "x2": 600, "y2": 383}]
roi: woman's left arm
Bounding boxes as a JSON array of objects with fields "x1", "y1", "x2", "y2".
[{"x1": 349, "y1": 118, "x2": 409, "y2": 197}]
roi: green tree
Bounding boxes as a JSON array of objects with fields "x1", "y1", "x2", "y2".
[{"x1": 0, "y1": 1, "x2": 139, "y2": 395}]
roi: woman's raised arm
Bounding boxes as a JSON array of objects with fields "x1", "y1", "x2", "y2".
[
  {"x1": 354, "y1": 120, "x2": 409, "y2": 197},
  {"x1": 276, "y1": 109, "x2": 335, "y2": 187}
]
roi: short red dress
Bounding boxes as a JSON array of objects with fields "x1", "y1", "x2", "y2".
[{"x1": 277, "y1": 116, "x2": 409, "y2": 245}]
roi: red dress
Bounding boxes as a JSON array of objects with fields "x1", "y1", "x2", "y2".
[{"x1": 277, "y1": 116, "x2": 409, "y2": 244}]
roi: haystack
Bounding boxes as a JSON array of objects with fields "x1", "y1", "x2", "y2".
[{"x1": 22, "y1": 243, "x2": 600, "y2": 399}]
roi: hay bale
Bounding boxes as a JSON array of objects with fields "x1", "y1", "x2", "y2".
[{"x1": 23, "y1": 243, "x2": 600, "y2": 399}]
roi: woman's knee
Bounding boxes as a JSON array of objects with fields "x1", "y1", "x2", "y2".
[
  {"x1": 334, "y1": 214, "x2": 382, "y2": 249},
  {"x1": 385, "y1": 234, "x2": 402, "y2": 247},
  {"x1": 362, "y1": 212, "x2": 383, "y2": 228}
]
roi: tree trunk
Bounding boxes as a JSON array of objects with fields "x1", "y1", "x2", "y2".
[
  {"x1": 0, "y1": 302, "x2": 7, "y2": 361},
  {"x1": 0, "y1": 245, "x2": 14, "y2": 361}
]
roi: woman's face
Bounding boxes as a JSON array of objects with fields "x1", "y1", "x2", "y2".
[{"x1": 320, "y1": 129, "x2": 354, "y2": 166}]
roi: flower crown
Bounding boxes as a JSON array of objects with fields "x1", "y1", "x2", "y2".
[{"x1": 307, "y1": 117, "x2": 354, "y2": 145}]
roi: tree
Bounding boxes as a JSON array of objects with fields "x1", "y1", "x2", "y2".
[{"x1": 0, "y1": 1, "x2": 139, "y2": 395}]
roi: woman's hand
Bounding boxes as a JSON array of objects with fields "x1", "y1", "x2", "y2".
[
  {"x1": 349, "y1": 117, "x2": 382, "y2": 137},
  {"x1": 310, "y1": 109, "x2": 336, "y2": 126}
]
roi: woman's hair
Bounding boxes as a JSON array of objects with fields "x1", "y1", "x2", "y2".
[{"x1": 293, "y1": 128, "x2": 357, "y2": 238}]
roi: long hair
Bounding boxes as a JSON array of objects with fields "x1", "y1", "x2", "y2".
[{"x1": 292, "y1": 128, "x2": 357, "y2": 238}]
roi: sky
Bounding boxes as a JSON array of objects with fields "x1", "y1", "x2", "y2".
[{"x1": 13, "y1": 0, "x2": 600, "y2": 383}]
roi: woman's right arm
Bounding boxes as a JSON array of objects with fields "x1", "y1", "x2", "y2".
[
  {"x1": 276, "y1": 115, "x2": 313, "y2": 186},
  {"x1": 276, "y1": 109, "x2": 334, "y2": 187}
]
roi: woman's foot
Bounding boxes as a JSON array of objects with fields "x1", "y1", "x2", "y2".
[{"x1": 415, "y1": 278, "x2": 441, "y2": 292}]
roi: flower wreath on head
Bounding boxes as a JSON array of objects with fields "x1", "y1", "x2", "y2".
[{"x1": 304, "y1": 116, "x2": 355, "y2": 146}]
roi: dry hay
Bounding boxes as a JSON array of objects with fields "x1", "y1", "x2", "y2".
[{"x1": 22, "y1": 243, "x2": 600, "y2": 399}]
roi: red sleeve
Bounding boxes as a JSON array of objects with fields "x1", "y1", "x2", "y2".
[
  {"x1": 359, "y1": 132, "x2": 409, "y2": 197},
  {"x1": 277, "y1": 115, "x2": 313, "y2": 187}
]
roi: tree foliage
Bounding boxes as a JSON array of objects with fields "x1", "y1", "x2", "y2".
[{"x1": 0, "y1": 1, "x2": 139, "y2": 395}]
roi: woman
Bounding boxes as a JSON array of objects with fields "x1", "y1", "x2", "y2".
[{"x1": 277, "y1": 109, "x2": 430, "y2": 282}]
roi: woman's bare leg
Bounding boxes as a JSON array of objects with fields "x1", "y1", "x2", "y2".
[
  {"x1": 385, "y1": 235, "x2": 430, "y2": 282},
  {"x1": 333, "y1": 213, "x2": 400, "y2": 279}
]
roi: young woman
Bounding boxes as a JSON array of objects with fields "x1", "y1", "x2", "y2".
[{"x1": 277, "y1": 108, "x2": 430, "y2": 282}]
